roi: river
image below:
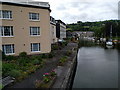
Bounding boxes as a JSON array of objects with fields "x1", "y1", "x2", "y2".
[{"x1": 72, "y1": 46, "x2": 119, "y2": 88}]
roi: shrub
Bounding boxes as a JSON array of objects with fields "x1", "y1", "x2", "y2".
[
  {"x1": 5, "y1": 55, "x2": 16, "y2": 61},
  {"x1": 32, "y1": 59, "x2": 40, "y2": 65},
  {"x1": 43, "y1": 77, "x2": 50, "y2": 83},
  {"x1": 52, "y1": 44, "x2": 59, "y2": 50},
  {"x1": 31, "y1": 55, "x2": 42, "y2": 61},
  {"x1": 9, "y1": 69, "x2": 22, "y2": 78},
  {"x1": 2, "y1": 63, "x2": 19, "y2": 76},
  {"x1": 17, "y1": 57, "x2": 29, "y2": 66},
  {"x1": 59, "y1": 56, "x2": 68, "y2": 64},
  {"x1": 27, "y1": 66, "x2": 36, "y2": 74},
  {"x1": 19, "y1": 52, "x2": 27, "y2": 58},
  {"x1": 41, "y1": 54, "x2": 48, "y2": 59},
  {"x1": 48, "y1": 52, "x2": 55, "y2": 58},
  {"x1": 1, "y1": 51, "x2": 6, "y2": 60},
  {"x1": 50, "y1": 70, "x2": 56, "y2": 76},
  {"x1": 17, "y1": 71, "x2": 28, "y2": 81},
  {"x1": 65, "y1": 50, "x2": 72, "y2": 56},
  {"x1": 63, "y1": 41, "x2": 68, "y2": 46}
]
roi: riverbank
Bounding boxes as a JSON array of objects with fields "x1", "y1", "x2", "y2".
[
  {"x1": 52, "y1": 44, "x2": 78, "y2": 88},
  {"x1": 4, "y1": 42, "x2": 78, "y2": 89}
]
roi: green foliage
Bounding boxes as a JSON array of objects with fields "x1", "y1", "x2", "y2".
[
  {"x1": 41, "y1": 54, "x2": 48, "y2": 59},
  {"x1": 17, "y1": 57, "x2": 29, "y2": 66},
  {"x1": 89, "y1": 26, "x2": 104, "y2": 37},
  {"x1": 32, "y1": 59, "x2": 40, "y2": 65},
  {"x1": 2, "y1": 63, "x2": 19, "y2": 76},
  {"x1": 65, "y1": 50, "x2": 72, "y2": 56},
  {"x1": 67, "y1": 20, "x2": 120, "y2": 38},
  {"x1": 50, "y1": 70, "x2": 56, "y2": 76},
  {"x1": 5, "y1": 55, "x2": 16, "y2": 61},
  {"x1": 1, "y1": 51, "x2": 6, "y2": 60},
  {"x1": 66, "y1": 28, "x2": 72, "y2": 31},
  {"x1": 48, "y1": 52, "x2": 55, "y2": 58},
  {"x1": 52, "y1": 44, "x2": 59, "y2": 50},
  {"x1": 31, "y1": 55, "x2": 42, "y2": 61},
  {"x1": 9, "y1": 69, "x2": 22, "y2": 78},
  {"x1": 59, "y1": 56, "x2": 68, "y2": 64},
  {"x1": 43, "y1": 77, "x2": 50, "y2": 83},
  {"x1": 19, "y1": 52, "x2": 27, "y2": 58}
]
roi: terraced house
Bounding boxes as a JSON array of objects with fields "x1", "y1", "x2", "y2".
[
  {"x1": 50, "y1": 16, "x2": 57, "y2": 44},
  {"x1": 0, "y1": 1, "x2": 51, "y2": 55},
  {"x1": 56, "y1": 20, "x2": 66, "y2": 40}
]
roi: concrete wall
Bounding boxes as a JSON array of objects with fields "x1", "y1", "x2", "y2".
[{"x1": 1, "y1": 4, "x2": 51, "y2": 55}]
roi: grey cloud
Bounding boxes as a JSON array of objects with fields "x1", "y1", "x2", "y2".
[
  {"x1": 62, "y1": 12, "x2": 89, "y2": 23},
  {"x1": 56, "y1": 4, "x2": 67, "y2": 10},
  {"x1": 51, "y1": 0, "x2": 118, "y2": 23}
]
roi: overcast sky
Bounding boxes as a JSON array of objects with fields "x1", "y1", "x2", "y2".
[
  {"x1": 5, "y1": 0, "x2": 120, "y2": 24},
  {"x1": 33, "y1": 0, "x2": 120, "y2": 24}
]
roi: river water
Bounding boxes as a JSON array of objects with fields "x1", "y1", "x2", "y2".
[{"x1": 72, "y1": 46, "x2": 119, "y2": 88}]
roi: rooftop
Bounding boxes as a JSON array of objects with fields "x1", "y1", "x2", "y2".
[{"x1": 0, "y1": 0, "x2": 51, "y2": 11}]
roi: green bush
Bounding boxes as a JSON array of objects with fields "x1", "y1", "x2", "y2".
[
  {"x1": 31, "y1": 55, "x2": 42, "y2": 61},
  {"x1": 52, "y1": 45, "x2": 59, "y2": 50},
  {"x1": 1, "y1": 51, "x2": 6, "y2": 60},
  {"x1": 19, "y1": 52, "x2": 27, "y2": 57},
  {"x1": 48, "y1": 52, "x2": 55, "y2": 58},
  {"x1": 9, "y1": 69, "x2": 22, "y2": 78},
  {"x1": 2, "y1": 63, "x2": 19, "y2": 76},
  {"x1": 63, "y1": 41, "x2": 68, "y2": 46},
  {"x1": 5, "y1": 55, "x2": 16, "y2": 61},
  {"x1": 59, "y1": 56, "x2": 68, "y2": 64},
  {"x1": 65, "y1": 50, "x2": 72, "y2": 56},
  {"x1": 32, "y1": 59, "x2": 40, "y2": 65},
  {"x1": 41, "y1": 54, "x2": 48, "y2": 59},
  {"x1": 17, "y1": 57, "x2": 29, "y2": 66}
]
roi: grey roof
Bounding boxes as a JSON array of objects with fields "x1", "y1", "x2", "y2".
[{"x1": 0, "y1": 0, "x2": 51, "y2": 11}]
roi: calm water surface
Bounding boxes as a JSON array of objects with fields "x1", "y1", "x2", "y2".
[{"x1": 72, "y1": 46, "x2": 118, "y2": 88}]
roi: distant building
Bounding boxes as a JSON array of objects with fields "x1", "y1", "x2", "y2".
[
  {"x1": 72, "y1": 31, "x2": 94, "y2": 38},
  {"x1": 0, "y1": 1, "x2": 51, "y2": 55},
  {"x1": 56, "y1": 20, "x2": 66, "y2": 39},
  {"x1": 50, "y1": 16, "x2": 57, "y2": 43}
]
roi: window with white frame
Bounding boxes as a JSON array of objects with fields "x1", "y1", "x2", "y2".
[
  {"x1": 29, "y1": 13, "x2": 39, "y2": 20},
  {"x1": 31, "y1": 43, "x2": 40, "y2": 52},
  {"x1": 0, "y1": 26, "x2": 13, "y2": 36},
  {"x1": 0, "y1": 10, "x2": 12, "y2": 19},
  {"x1": 30, "y1": 27, "x2": 40, "y2": 36},
  {"x1": 2, "y1": 44, "x2": 14, "y2": 54}
]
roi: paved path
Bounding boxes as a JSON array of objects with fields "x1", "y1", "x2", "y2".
[{"x1": 6, "y1": 42, "x2": 78, "y2": 88}]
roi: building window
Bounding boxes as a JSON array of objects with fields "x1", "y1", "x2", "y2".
[
  {"x1": 30, "y1": 27, "x2": 40, "y2": 36},
  {"x1": 29, "y1": 13, "x2": 39, "y2": 20},
  {"x1": 31, "y1": 43, "x2": 40, "y2": 52},
  {"x1": 0, "y1": 10, "x2": 12, "y2": 19},
  {"x1": 2, "y1": 44, "x2": 14, "y2": 55},
  {"x1": 0, "y1": 26, "x2": 13, "y2": 37}
]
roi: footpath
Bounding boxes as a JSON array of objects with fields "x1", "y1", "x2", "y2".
[{"x1": 7, "y1": 42, "x2": 78, "y2": 88}]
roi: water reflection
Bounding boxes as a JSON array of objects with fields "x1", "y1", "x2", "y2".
[{"x1": 73, "y1": 47, "x2": 118, "y2": 88}]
